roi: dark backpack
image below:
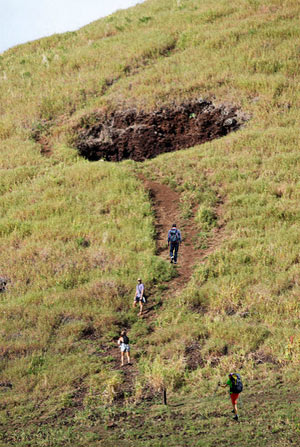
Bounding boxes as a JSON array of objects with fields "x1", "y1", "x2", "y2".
[
  {"x1": 0, "y1": 277, "x2": 7, "y2": 293},
  {"x1": 170, "y1": 228, "x2": 179, "y2": 243},
  {"x1": 122, "y1": 335, "x2": 129, "y2": 344},
  {"x1": 230, "y1": 373, "x2": 243, "y2": 393}
]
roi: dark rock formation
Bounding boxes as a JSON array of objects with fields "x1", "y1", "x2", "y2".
[{"x1": 75, "y1": 98, "x2": 248, "y2": 162}]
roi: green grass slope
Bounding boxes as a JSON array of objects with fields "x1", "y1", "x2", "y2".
[{"x1": 0, "y1": 0, "x2": 300, "y2": 445}]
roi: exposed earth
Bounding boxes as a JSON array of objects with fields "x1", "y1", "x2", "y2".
[
  {"x1": 142, "y1": 176, "x2": 225, "y2": 291},
  {"x1": 75, "y1": 99, "x2": 247, "y2": 161}
]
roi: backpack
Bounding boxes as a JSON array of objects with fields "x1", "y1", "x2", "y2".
[
  {"x1": 122, "y1": 335, "x2": 129, "y2": 345},
  {"x1": 170, "y1": 228, "x2": 179, "y2": 243},
  {"x1": 230, "y1": 373, "x2": 243, "y2": 393},
  {"x1": 0, "y1": 277, "x2": 7, "y2": 293}
]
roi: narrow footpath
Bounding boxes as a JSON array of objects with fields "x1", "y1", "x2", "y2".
[
  {"x1": 143, "y1": 176, "x2": 225, "y2": 293},
  {"x1": 104, "y1": 174, "x2": 226, "y2": 399}
]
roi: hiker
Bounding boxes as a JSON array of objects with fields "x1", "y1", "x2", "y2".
[
  {"x1": 133, "y1": 278, "x2": 146, "y2": 315},
  {"x1": 117, "y1": 330, "x2": 131, "y2": 367},
  {"x1": 167, "y1": 223, "x2": 182, "y2": 264},
  {"x1": 0, "y1": 277, "x2": 7, "y2": 293},
  {"x1": 221, "y1": 372, "x2": 243, "y2": 421}
]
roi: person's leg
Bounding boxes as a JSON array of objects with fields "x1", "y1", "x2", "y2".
[
  {"x1": 121, "y1": 351, "x2": 124, "y2": 366},
  {"x1": 139, "y1": 300, "x2": 143, "y2": 315},
  {"x1": 173, "y1": 242, "x2": 179, "y2": 263},
  {"x1": 231, "y1": 399, "x2": 236, "y2": 412},
  {"x1": 234, "y1": 402, "x2": 238, "y2": 415},
  {"x1": 126, "y1": 349, "x2": 131, "y2": 364},
  {"x1": 169, "y1": 243, "x2": 174, "y2": 262},
  {"x1": 234, "y1": 395, "x2": 239, "y2": 414},
  {"x1": 231, "y1": 396, "x2": 235, "y2": 414},
  {"x1": 231, "y1": 394, "x2": 239, "y2": 419}
]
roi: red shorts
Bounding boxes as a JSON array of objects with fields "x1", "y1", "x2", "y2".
[{"x1": 230, "y1": 393, "x2": 239, "y2": 405}]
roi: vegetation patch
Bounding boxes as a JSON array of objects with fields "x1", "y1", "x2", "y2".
[
  {"x1": 75, "y1": 99, "x2": 247, "y2": 161},
  {"x1": 1, "y1": 0, "x2": 300, "y2": 444}
]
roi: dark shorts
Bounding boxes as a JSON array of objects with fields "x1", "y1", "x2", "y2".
[{"x1": 135, "y1": 296, "x2": 146, "y2": 303}]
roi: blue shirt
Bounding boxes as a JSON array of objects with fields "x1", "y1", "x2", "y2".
[{"x1": 136, "y1": 283, "x2": 144, "y2": 298}]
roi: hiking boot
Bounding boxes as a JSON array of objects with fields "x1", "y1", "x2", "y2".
[
  {"x1": 174, "y1": 261, "x2": 177, "y2": 264},
  {"x1": 170, "y1": 257, "x2": 174, "y2": 263},
  {"x1": 233, "y1": 415, "x2": 239, "y2": 421}
]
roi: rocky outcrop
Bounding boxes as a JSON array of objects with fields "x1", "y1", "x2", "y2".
[{"x1": 75, "y1": 99, "x2": 248, "y2": 162}]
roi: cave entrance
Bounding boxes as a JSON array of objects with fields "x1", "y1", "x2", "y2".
[{"x1": 75, "y1": 99, "x2": 247, "y2": 162}]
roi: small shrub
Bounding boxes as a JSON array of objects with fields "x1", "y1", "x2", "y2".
[
  {"x1": 139, "y1": 16, "x2": 152, "y2": 24},
  {"x1": 75, "y1": 237, "x2": 90, "y2": 248},
  {"x1": 196, "y1": 206, "x2": 217, "y2": 230},
  {"x1": 143, "y1": 355, "x2": 186, "y2": 392},
  {"x1": 102, "y1": 372, "x2": 123, "y2": 404},
  {"x1": 27, "y1": 355, "x2": 46, "y2": 375}
]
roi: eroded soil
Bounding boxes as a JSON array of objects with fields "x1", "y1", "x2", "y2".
[{"x1": 75, "y1": 99, "x2": 247, "y2": 162}]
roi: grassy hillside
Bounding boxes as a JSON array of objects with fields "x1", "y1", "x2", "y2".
[{"x1": 0, "y1": 0, "x2": 300, "y2": 445}]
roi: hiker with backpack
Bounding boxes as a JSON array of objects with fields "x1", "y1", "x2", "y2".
[
  {"x1": 0, "y1": 277, "x2": 7, "y2": 293},
  {"x1": 117, "y1": 330, "x2": 131, "y2": 367},
  {"x1": 221, "y1": 372, "x2": 243, "y2": 421},
  {"x1": 167, "y1": 223, "x2": 182, "y2": 264},
  {"x1": 133, "y1": 278, "x2": 146, "y2": 316}
]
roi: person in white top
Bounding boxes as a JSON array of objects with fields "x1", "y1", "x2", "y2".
[{"x1": 117, "y1": 330, "x2": 131, "y2": 367}]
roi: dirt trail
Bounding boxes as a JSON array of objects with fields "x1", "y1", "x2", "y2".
[
  {"x1": 143, "y1": 177, "x2": 224, "y2": 293},
  {"x1": 144, "y1": 179, "x2": 197, "y2": 291},
  {"x1": 104, "y1": 176, "x2": 225, "y2": 397}
]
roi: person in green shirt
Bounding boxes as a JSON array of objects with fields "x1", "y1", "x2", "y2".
[{"x1": 221, "y1": 373, "x2": 242, "y2": 421}]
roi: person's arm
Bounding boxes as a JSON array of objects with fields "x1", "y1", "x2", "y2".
[
  {"x1": 118, "y1": 336, "x2": 123, "y2": 345},
  {"x1": 167, "y1": 230, "x2": 170, "y2": 246},
  {"x1": 178, "y1": 229, "x2": 182, "y2": 243},
  {"x1": 140, "y1": 284, "x2": 144, "y2": 298}
]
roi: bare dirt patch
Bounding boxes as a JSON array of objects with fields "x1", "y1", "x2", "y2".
[
  {"x1": 184, "y1": 342, "x2": 205, "y2": 371},
  {"x1": 75, "y1": 99, "x2": 247, "y2": 162}
]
